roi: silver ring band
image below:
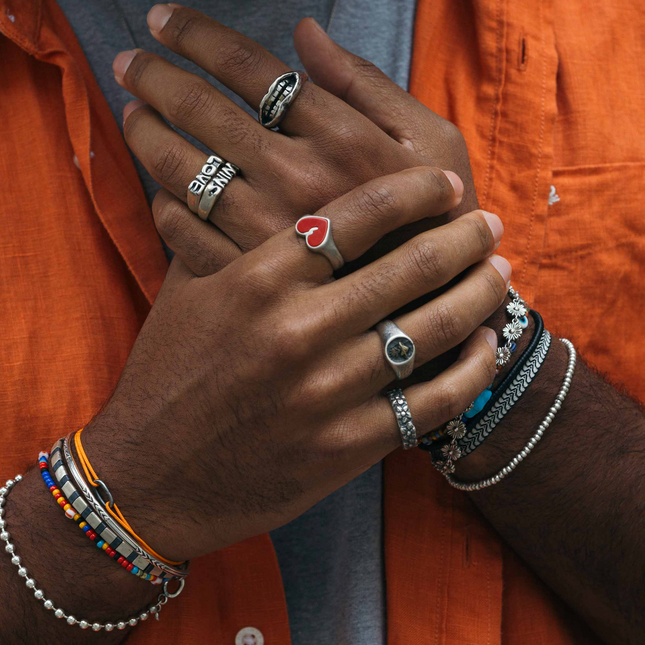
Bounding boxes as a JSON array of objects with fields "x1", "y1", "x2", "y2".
[
  {"x1": 197, "y1": 161, "x2": 240, "y2": 221},
  {"x1": 295, "y1": 215, "x2": 344, "y2": 271},
  {"x1": 376, "y1": 320, "x2": 416, "y2": 380},
  {"x1": 187, "y1": 154, "x2": 224, "y2": 214},
  {"x1": 259, "y1": 70, "x2": 306, "y2": 129},
  {"x1": 387, "y1": 389, "x2": 419, "y2": 450}
]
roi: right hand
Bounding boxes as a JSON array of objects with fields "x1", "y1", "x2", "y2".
[{"x1": 82, "y1": 167, "x2": 510, "y2": 561}]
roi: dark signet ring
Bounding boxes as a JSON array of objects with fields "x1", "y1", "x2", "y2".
[
  {"x1": 259, "y1": 70, "x2": 306, "y2": 129},
  {"x1": 197, "y1": 161, "x2": 240, "y2": 222},
  {"x1": 376, "y1": 320, "x2": 416, "y2": 381},
  {"x1": 187, "y1": 154, "x2": 225, "y2": 214},
  {"x1": 295, "y1": 215, "x2": 345, "y2": 271}
]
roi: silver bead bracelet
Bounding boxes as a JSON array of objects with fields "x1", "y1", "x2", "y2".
[
  {"x1": 445, "y1": 338, "x2": 577, "y2": 491},
  {"x1": 0, "y1": 474, "x2": 184, "y2": 631}
]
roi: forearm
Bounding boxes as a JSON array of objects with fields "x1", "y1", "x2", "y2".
[
  {"x1": 0, "y1": 458, "x2": 158, "y2": 643},
  {"x1": 456, "y1": 329, "x2": 645, "y2": 643}
]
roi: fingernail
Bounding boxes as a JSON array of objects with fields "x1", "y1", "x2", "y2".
[
  {"x1": 442, "y1": 170, "x2": 464, "y2": 204},
  {"x1": 113, "y1": 50, "x2": 139, "y2": 83},
  {"x1": 488, "y1": 254, "x2": 512, "y2": 289},
  {"x1": 482, "y1": 211, "x2": 504, "y2": 246},
  {"x1": 482, "y1": 327, "x2": 499, "y2": 353},
  {"x1": 148, "y1": 4, "x2": 174, "y2": 34},
  {"x1": 123, "y1": 100, "x2": 147, "y2": 126}
]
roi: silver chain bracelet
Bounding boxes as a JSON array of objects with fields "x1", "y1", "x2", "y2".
[
  {"x1": 445, "y1": 338, "x2": 576, "y2": 491},
  {"x1": 0, "y1": 474, "x2": 184, "y2": 632}
]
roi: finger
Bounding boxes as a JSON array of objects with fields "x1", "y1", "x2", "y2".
[
  {"x1": 342, "y1": 257, "x2": 509, "y2": 395},
  {"x1": 294, "y1": 18, "x2": 447, "y2": 150},
  {"x1": 123, "y1": 100, "x2": 266, "y2": 243},
  {"x1": 317, "y1": 209, "x2": 506, "y2": 335},
  {"x1": 113, "y1": 48, "x2": 285, "y2": 169},
  {"x1": 358, "y1": 326, "x2": 498, "y2": 454},
  {"x1": 299, "y1": 166, "x2": 463, "y2": 272},
  {"x1": 124, "y1": 101, "x2": 211, "y2": 199},
  {"x1": 152, "y1": 189, "x2": 242, "y2": 276},
  {"x1": 145, "y1": 4, "x2": 340, "y2": 134}
]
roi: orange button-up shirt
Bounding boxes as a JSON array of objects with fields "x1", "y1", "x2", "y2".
[{"x1": 1, "y1": 1, "x2": 643, "y2": 643}]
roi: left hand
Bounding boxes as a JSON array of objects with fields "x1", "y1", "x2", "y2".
[{"x1": 117, "y1": 4, "x2": 479, "y2": 276}]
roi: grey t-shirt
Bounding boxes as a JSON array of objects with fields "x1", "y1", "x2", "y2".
[{"x1": 56, "y1": 2, "x2": 416, "y2": 643}]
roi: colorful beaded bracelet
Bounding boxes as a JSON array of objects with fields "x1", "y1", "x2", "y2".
[
  {"x1": 54, "y1": 437, "x2": 189, "y2": 580},
  {"x1": 40, "y1": 452, "x2": 164, "y2": 584},
  {"x1": 47, "y1": 439, "x2": 188, "y2": 581}
]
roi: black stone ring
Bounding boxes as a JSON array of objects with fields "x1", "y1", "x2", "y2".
[{"x1": 376, "y1": 320, "x2": 416, "y2": 380}]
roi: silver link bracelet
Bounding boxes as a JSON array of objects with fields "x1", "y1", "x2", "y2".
[{"x1": 0, "y1": 474, "x2": 184, "y2": 631}]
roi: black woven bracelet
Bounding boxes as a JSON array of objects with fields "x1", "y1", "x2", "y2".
[
  {"x1": 465, "y1": 309, "x2": 544, "y2": 431},
  {"x1": 421, "y1": 309, "x2": 545, "y2": 461}
]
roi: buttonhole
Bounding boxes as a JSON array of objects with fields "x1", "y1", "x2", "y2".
[{"x1": 518, "y1": 31, "x2": 528, "y2": 71}]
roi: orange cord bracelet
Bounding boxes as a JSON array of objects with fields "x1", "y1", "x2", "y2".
[{"x1": 74, "y1": 427, "x2": 183, "y2": 567}]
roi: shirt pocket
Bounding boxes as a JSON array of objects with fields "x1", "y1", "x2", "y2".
[{"x1": 532, "y1": 162, "x2": 645, "y2": 399}]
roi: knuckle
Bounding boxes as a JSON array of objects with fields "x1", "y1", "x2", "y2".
[
  {"x1": 152, "y1": 143, "x2": 189, "y2": 187},
  {"x1": 122, "y1": 106, "x2": 147, "y2": 142},
  {"x1": 237, "y1": 256, "x2": 279, "y2": 296},
  {"x1": 433, "y1": 383, "x2": 464, "y2": 424},
  {"x1": 474, "y1": 341, "x2": 497, "y2": 385},
  {"x1": 168, "y1": 79, "x2": 215, "y2": 125},
  {"x1": 168, "y1": 13, "x2": 198, "y2": 48},
  {"x1": 217, "y1": 40, "x2": 264, "y2": 82},
  {"x1": 127, "y1": 52, "x2": 153, "y2": 89},
  {"x1": 424, "y1": 300, "x2": 461, "y2": 347},
  {"x1": 466, "y1": 211, "x2": 495, "y2": 255},
  {"x1": 154, "y1": 198, "x2": 188, "y2": 241},
  {"x1": 272, "y1": 317, "x2": 312, "y2": 363},
  {"x1": 481, "y1": 264, "x2": 508, "y2": 304},
  {"x1": 288, "y1": 162, "x2": 337, "y2": 209},
  {"x1": 439, "y1": 120, "x2": 465, "y2": 145},
  {"x1": 217, "y1": 105, "x2": 256, "y2": 148},
  {"x1": 354, "y1": 183, "x2": 398, "y2": 225},
  {"x1": 424, "y1": 166, "x2": 454, "y2": 204},
  {"x1": 353, "y1": 57, "x2": 381, "y2": 81},
  {"x1": 406, "y1": 236, "x2": 445, "y2": 286}
]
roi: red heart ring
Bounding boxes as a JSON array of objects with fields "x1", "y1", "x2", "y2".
[
  {"x1": 295, "y1": 216, "x2": 330, "y2": 248},
  {"x1": 294, "y1": 215, "x2": 345, "y2": 271}
]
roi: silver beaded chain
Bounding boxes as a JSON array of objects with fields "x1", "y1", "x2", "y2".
[
  {"x1": 0, "y1": 474, "x2": 184, "y2": 632},
  {"x1": 445, "y1": 338, "x2": 576, "y2": 491}
]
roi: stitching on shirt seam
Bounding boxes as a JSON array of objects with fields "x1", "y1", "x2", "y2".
[
  {"x1": 435, "y1": 483, "x2": 453, "y2": 645},
  {"x1": 480, "y1": 0, "x2": 506, "y2": 209},
  {"x1": 519, "y1": 0, "x2": 549, "y2": 291}
]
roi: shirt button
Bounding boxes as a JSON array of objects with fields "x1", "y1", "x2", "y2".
[{"x1": 235, "y1": 627, "x2": 264, "y2": 645}]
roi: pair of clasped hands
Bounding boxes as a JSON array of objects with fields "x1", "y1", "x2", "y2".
[{"x1": 88, "y1": 5, "x2": 512, "y2": 562}]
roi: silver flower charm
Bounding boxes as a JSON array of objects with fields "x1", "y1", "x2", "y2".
[
  {"x1": 440, "y1": 460, "x2": 456, "y2": 475},
  {"x1": 446, "y1": 419, "x2": 467, "y2": 439},
  {"x1": 506, "y1": 300, "x2": 527, "y2": 318},
  {"x1": 495, "y1": 346, "x2": 512, "y2": 367},
  {"x1": 441, "y1": 444, "x2": 462, "y2": 461},
  {"x1": 503, "y1": 320, "x2": 522, "y2": 341}
]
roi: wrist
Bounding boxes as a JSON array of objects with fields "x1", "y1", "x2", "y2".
[
  {"x1": 80, "y1": 402, "x2": 221, "y2": 562},
  {"x1": 454, "y1": 333, "x2": 568, "y2": 480},
  {"x1": 0, "y1": 465, "x2": 157, "y2": 639}
]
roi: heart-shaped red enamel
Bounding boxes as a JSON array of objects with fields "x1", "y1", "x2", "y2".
[{"x1": 296, "y1": 216, "x2": 329, "y2": 248}]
